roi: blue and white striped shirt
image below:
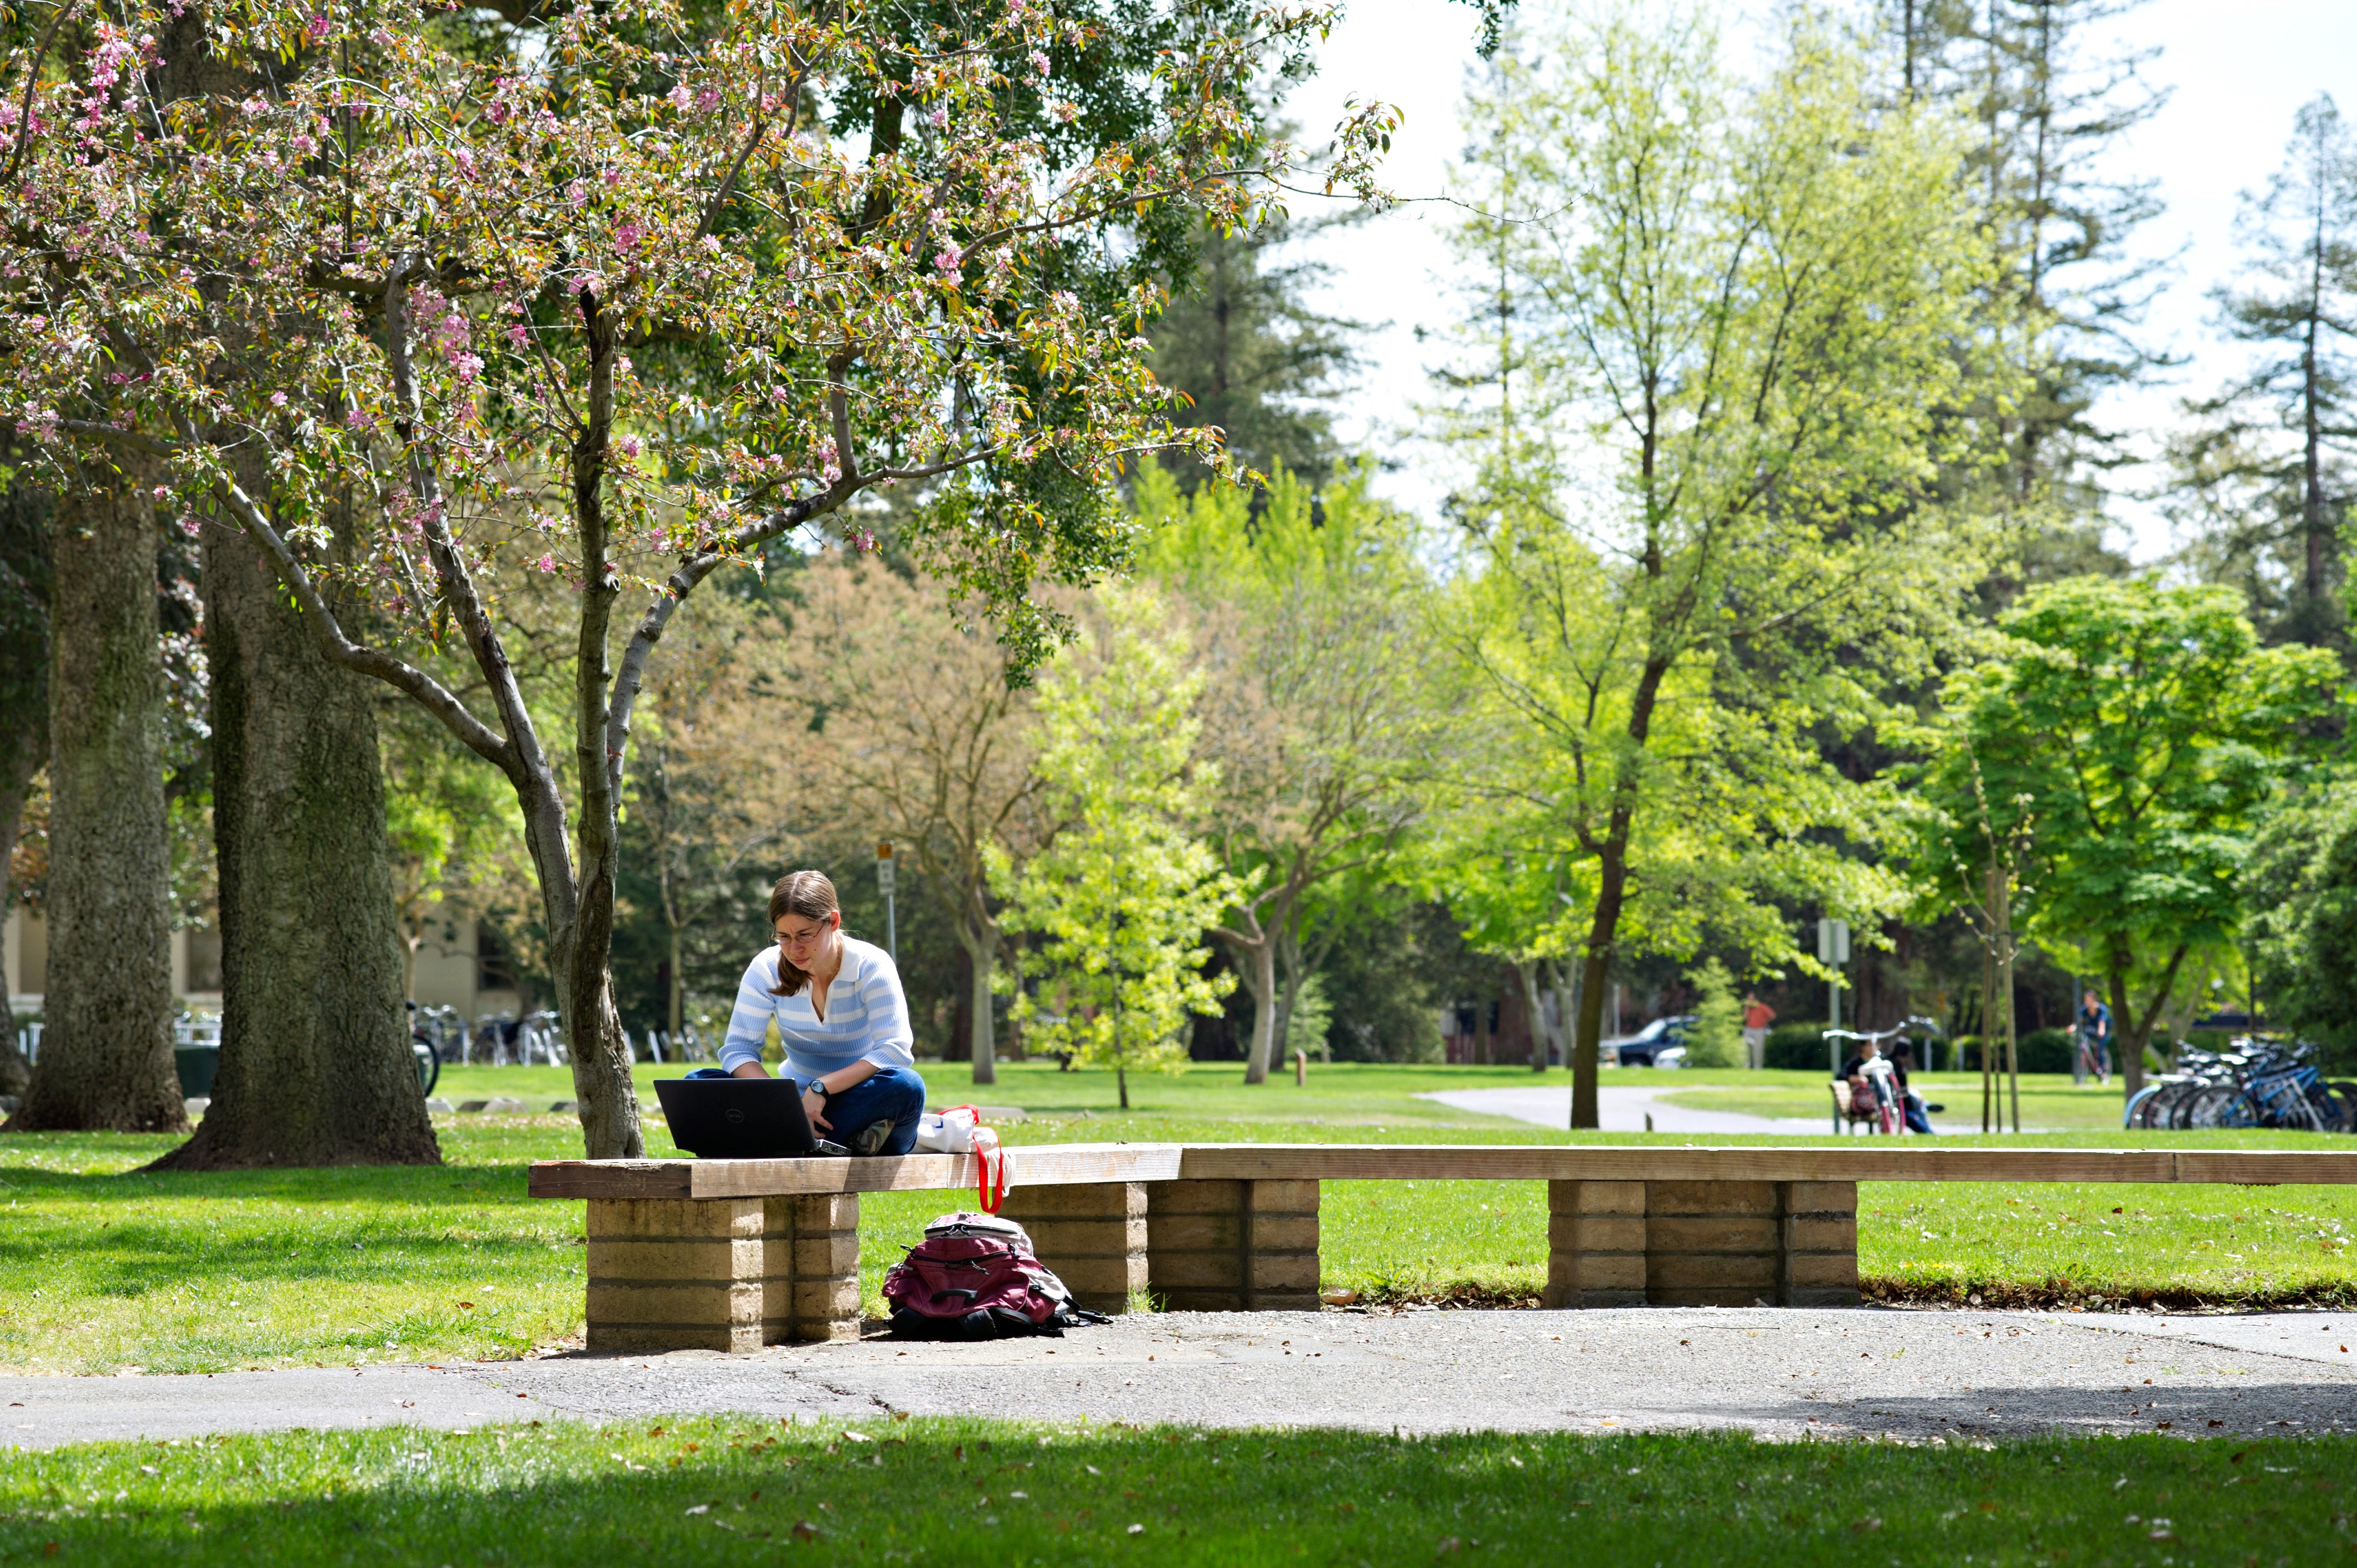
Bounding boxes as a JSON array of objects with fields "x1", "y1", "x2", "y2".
[{"x1": 719, "y1": 937, "x2": 915, "y2": 1081}]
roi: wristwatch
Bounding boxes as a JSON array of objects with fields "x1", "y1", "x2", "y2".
[{"x1": 806, "y1": 1079, "x2": 831, "y2": 1103}]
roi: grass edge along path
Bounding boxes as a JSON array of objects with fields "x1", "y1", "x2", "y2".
[{"x1": 3, "y1": 1417, "x2": 2349, "y2": 1567}]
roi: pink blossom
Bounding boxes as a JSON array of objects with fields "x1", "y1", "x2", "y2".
[
  {"x1": 616, "y1": 436, "x2": 642, "y2": 459},
  {"x1": 506, "y1": 323, "x2": 529, "y2": 346},
  {"x1": 305, "y1": 13, "x2": 330, "y2": 43},
  {"x1": 1051, "y1": 100, "x2": 1078, "y2": 123},
  {"x1": 452, "y1": 352, "x2": 483, "y2": 384},
  {"x1": 694, "y1": 86, "x2": 721, "y2": 115},
  {"x1": 934, "y1": 246, "x2": 964, "y2": 275},
  {"x1": 1031, "y1": 49, "x2": 1051, "y2": 75},
  {"x1": 929, "y1": 106, "x2": 948, "y2": 130},
  {"x1": 343, "y1": 408, "x2": 373, "y2": 429},
  {"x1": 565, "y1": 179, "x2": 586, "y2": 205},
  {"x1": 152, "y1": 485, "x2": 168, "y2": 499},
  {"x1": 536, "y1": 554, "x2": 557, "y2": 573},
  {"x1": 178, "y1": 515, "x2": 200, "y2": 538},
  {"x1": 667, "y1": 84, "x2": 692, "y2": 111},
  {"x1": 613, "y1": 220, "x2": 642, "y2": 254},
  {"x1": 269, "y1": 391, "x2": 288, "y2": 408}
]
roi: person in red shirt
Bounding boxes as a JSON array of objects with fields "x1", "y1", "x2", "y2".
[{"x1": 1741, "y1": 994, "x2": 1776, "y2": 1070}]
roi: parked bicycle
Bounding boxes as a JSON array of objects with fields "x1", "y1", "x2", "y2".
[
  {"x1": 406, "y1": 1001, "x2": 463, "y2": 1096},
  {"x1": 2123, "y1": 1038, "x2": 2356, "y2": 1133}
]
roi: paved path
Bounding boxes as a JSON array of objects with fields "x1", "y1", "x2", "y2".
[
  {"x1": 1419, "y1": 1084, "x2": 2042, "y2": 1135},
  {"x1": 1418, "y1": 1084, "x2": 1834, "y2": 1133},
  {"x1": 8, "y1": 1309, "x2": 2352, "y2": 1449}
]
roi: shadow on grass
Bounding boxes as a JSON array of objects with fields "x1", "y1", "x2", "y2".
[{"x1": 2, "y1": 1420, "x2": 2350, "y2": 1568}]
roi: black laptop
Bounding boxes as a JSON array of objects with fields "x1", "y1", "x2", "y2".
[{"x1": 653, "y1": 1077, "x2": 849, "y2": 1158}]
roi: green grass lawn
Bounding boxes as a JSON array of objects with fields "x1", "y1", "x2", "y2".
[
  {"x1": 4, "y1": 1416, "x2": 2346, "y2": 1567},
  {"x1": 5, "y1": 1096, "x2": 2355, "y2": 1372}
]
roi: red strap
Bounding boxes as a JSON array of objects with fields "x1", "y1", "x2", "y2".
[{"x1": 976, "y1": 1147, "x2": 1007, "y2": 1213}]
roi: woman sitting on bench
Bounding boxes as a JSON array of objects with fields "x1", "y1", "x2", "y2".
[{"x1": 721, "y1": 870, "x2": 928, "y2": 1156}]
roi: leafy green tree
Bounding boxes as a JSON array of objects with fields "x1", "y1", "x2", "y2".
[
  {"x1": 1918, "y1": 580, "x2": 2344, "y2": 1096},
  {"x1": 1138, "y1": 463, "x2": 1432, "y2": 1084},
  {"x1": 1430, "y1": 7, "x2": 1995, "y2": 1127},
  {"x1": 999, "y1": 591, "x2": 1236, "y2": 1108},
  {"x1": 2, "y1": 0, "x2": 1386, "y2": 1156},
  {"x1": 1682, "y1": 958, "x2": 1743, "y2": 1069},
  {"x1": 2246, "y1": 777, "x2": 2357, "y2": 1065}
]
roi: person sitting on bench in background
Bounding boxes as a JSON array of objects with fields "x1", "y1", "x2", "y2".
[
  {"x1": 1837, "y1": 1035, "x2": 1934, "y2": 1135},
  {"x1": 719, "y1": 869, "x2": 928, "y2": 1156}
]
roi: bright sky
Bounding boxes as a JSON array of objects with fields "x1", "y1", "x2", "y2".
[{"x1": 1277, "y1": 0, "x2": 2357, "y2": 562}]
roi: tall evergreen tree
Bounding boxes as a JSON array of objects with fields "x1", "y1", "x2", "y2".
[
  {"x1": 1150, "y1": 215, "x2": 1366, "y2": 491},
  {"x1": 1885, "y1": 0, "x2": 2169, "y2": 582},
  {"x1": 2170, "y1": 94, "x2": 2357, "y2": 653}
]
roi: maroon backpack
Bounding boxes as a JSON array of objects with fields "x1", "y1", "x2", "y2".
[{"x1": 882, "y1": 1211, "x2": 1108, "y2": 1339}]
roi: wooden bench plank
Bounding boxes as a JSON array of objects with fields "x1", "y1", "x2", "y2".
[
  {"x1": 1170, "y1": 1145, "x2": 2357, "y2": 1184},
  {"x1": 528, "y1": 1143, "x2": 1184, "y2": 1201}
]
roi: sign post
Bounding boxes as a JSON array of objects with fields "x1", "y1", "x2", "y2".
[
  {"x1": 876, "y1": 842, "x2": 898, "y2": 967},
  {"x1": 1816, "y1": 917, "x2": 1850, "y2": 1074}
]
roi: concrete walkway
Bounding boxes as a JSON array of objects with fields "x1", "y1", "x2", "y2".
[
  {"x1": 1418, "y1": 1084, "x2": 1837, "y2": 1133},
  {"x1": 8, "y1": 1309, "x2": 2351, "y2": 1449},
  {"x1": 1419, "y1": 1083, "x2": 2036, "y2": 1135}
]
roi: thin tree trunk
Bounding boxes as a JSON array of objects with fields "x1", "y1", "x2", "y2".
[
  {"x1": 9, "y1": 474, "x2": 182, "y2": 1134},
  {"x1": 959, "y1": 916, "x2": 998, "y2": 1086},
  {"x1": 1234, "y1": 933, "x2": 1278, "y2": 1085},
  {"x1": 154, "y1": 524, "x2": 435, "y2": 1169},
  {"x1": 1516, "y1": 958, "x2": 1551, "y2": 1072}
]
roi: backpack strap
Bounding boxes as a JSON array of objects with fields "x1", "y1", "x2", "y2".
[{"x1": 976, "y1": 1144, "x2": 1008, "y2": 1213}]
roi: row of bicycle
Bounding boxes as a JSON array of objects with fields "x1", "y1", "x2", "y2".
[
  {"x1": 2122, "y1": 1038, "x2": 2357, "y2": 1133},
  {"x1": 405, "y1": 1004, "x2": 716, "y2": 1095}
]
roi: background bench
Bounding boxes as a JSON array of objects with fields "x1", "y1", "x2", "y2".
[{"x1": 526, "y1": 1144, "x2": 2357, "y2": 1352}]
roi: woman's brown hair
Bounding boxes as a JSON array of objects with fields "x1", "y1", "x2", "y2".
[{"x1": 767, "y1": 870, "x2": 841, "y2": 997}]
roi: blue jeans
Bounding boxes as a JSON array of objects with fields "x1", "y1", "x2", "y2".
[
  {"x1": 683, "y1": 1065, "x2": 929, "y2": 1154},
  {"x1": 808, "y1": 1065, "x2": 928, "y2": 1155},
  {"x1": 1903, "y1": 1092, "x2": 1933, "y2": 1136}
]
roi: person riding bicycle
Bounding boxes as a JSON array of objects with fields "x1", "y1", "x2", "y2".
[{"x1": 2076, "y1": 990, "x2": 2112, "y2": 1086}]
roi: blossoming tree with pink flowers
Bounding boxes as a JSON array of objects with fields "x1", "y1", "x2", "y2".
[{"x1": 2, "y1": 0, "x2": 1392, "y2": 1154}]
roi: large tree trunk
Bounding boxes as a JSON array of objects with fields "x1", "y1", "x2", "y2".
[
  {"x1": 151, "y1": 526, "x2": 437, "y2": 1169},
  {"x1": 9, "y1": 476, "x2": 182, "y2": 1134},
  {"x1": 0, "y1": 470, "x2": 49, "y2": 1095}
]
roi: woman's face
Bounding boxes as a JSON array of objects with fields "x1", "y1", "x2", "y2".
[{"x1": 775, "y1": 911, "x2": 840, "y2": 967}]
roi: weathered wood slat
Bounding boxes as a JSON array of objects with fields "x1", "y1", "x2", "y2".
[
  {"x1": 529, "y1": 1142, "x2": 2357, "y2": 1200},
  {"x1": 528, "y1": 1143, "x2": 1184, "y2": 1200},
  {"x1": 1170, "y1": 1145, "x2": 2357, "y2": 1185}
]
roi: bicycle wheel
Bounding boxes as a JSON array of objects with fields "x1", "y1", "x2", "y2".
[
  {"x1": 2184, "y1": 1084, "x2": 2255, "y2": 1129},
  {"x1": 2147, "y1": 1081, "x2": 2196, "y2": 1129},
  {"x1": 2331, "y1": 1084, "x2": 2357, "y2": 1134},
  {"x1": 2124, "y1": 1085, "x2": 2160, "y2": 1129},
  {"x1": 413, "y1": 1033, "x2": 441, "y2": 1097}
]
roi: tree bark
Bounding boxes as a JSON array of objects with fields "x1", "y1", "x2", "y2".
[
  {"x1": 0, "y1": 470, "x2": 49, "y2": 1076},
  {"x1": 957, "y1": 917, "x2": 999, "y2": 1086},
  {"x1": 1226, "y1": 930, "x2": 1278, "y2": 1086},
  {"x1": 1516, "y1": 958, "x2": 1552, "y2": 1072},
  {"x1": 150, "y1": 525, "x2": 436, "y2": 1169},
  {"x1": 9, "y1": 474, "x2": 183, "y2": 1134}
]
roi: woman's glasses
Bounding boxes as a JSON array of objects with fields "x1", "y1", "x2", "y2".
[{"x1": 775, "y1": 924, "x2": 828, "y2": 948}]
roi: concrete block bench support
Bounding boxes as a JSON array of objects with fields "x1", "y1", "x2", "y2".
[
  {"x1": 1543, "y1": 1179, "x2": 1858, "y2": 1309},
  {"x1": 583, "y1": 1193, "x2": 859, "y2": 1352},
  {"x1": 1147, "y1": 1179, "x2": 1320, "y2": 1311},
  {"x1": 997, "y1": 1182, "x2": 1147, "y2": 1314}
]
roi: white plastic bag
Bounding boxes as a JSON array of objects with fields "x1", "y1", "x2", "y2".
[
  {"x1": 913, "y1": 1105, "x2": 1010, "y2": 1210},
  {"x1": 914, "y1": 1104, "x2": 981, "y2": 1153}
]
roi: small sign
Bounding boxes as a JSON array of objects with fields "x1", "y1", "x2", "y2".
[
  {"x1": 1816, "y1": 917, "x2": 1850, "y2": 964},
  {"x1": 876, "y1": 842, "x2": 897, "y2": 896}
]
